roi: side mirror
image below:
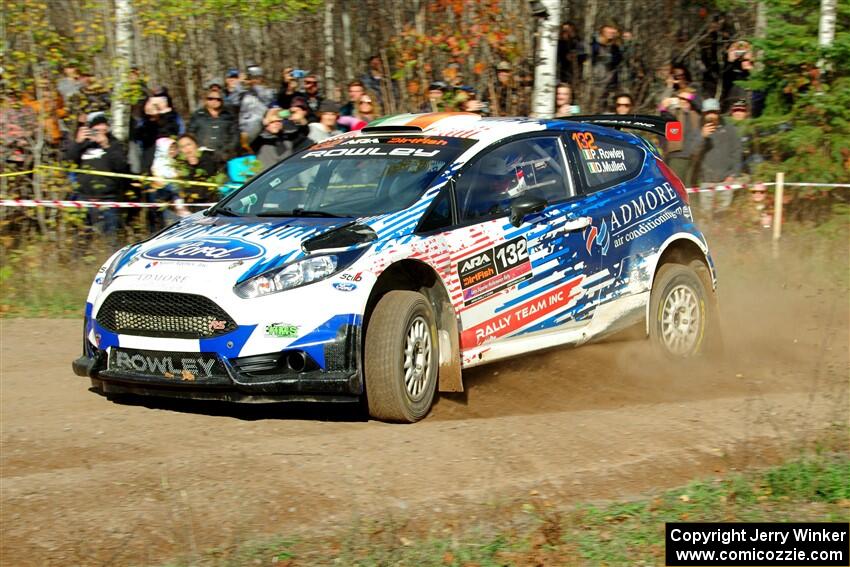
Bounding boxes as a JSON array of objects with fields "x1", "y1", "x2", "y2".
[{"x1": 509, "y1": 194, "x2": 548, "y2": 227}]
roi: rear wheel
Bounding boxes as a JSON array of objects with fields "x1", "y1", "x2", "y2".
[
  {"x1": 649, "y1": 262, "x2": 720, "y2": 358},
  {"x1": 364, "y1": 291, "x2": 438, "y2": 422}
]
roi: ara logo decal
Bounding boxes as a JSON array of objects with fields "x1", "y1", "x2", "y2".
[
  {"x1": 459, "y1": 252, "x2": 492, "y2": 275},
  {"x1": 142, "y1": 238, "x2": 265, "y2": 262},
  {"x1": 585, "y1": 219, "x2": 610, "y2": 256}
]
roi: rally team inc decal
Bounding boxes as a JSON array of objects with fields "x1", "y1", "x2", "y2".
[
  {"x1": 458, "y1": 236, "x2": 532, "y2": 305},
  {"x1": 142, "y1": 238, "x2": 266, "y2": 262},
  {"x1": 461, "y1": 275, "x2": 585, "y2": 347}
]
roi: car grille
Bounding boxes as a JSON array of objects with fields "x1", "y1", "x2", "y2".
[{"x1": 96, "y1": 291, "x2": 237, "y2": 338}]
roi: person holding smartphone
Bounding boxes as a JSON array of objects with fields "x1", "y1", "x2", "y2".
[
  {"x1": 250, "y1": 102, "x2": 310, "y2": 169},
  {"x1": 64, "y1": 114, "x2": 129, "y2": 239},
  {"x1": 721, "y1": 40, "x2": 754, "y2": 105},
  {"x1": 694, "y1": 98, "x2": 742, "y2": 219}
]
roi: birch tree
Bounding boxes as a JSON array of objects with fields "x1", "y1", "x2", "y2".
[
  {"x1": 818, "y1": 0, "x2": 836, "y2": 47},
  {"x1": 111, "y1": 0, "x2": 133, "y2": 142},
  {"x1": 531, "y1": 0, "x2": 560, "y2": 118},
  {"x1": 324, "y1": 0, "x2": 337, "y2": 96}
]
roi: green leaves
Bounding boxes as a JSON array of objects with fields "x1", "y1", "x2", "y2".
[{"x1": 745, "y1": 0, "x2": 850, "y2": 182}]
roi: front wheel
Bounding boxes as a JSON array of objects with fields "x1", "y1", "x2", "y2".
[
  {"x1": 649, "y1": 262, "x2": 720, "y2": 358},
  {"x1": 364, "y1": 291, "x2": 439, "y2": 422}
]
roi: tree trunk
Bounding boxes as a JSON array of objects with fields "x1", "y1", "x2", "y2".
[
  {"x1": 341, "y1": 3, "x2": 353, "y2": 83},
  {"x1": 324, "y1": 0, "x2": 337, "y2": 95},
  {"x1": 582, "y1": 0, "x2": 597, "y2": 109},
  {"x1": 111, "y1": 0, "x2": 133, "y2": 142},
  {"x1": 818, "y1": 0, "x2": 836, "y2": 47},
  {"x1": 532, "y1": 0, "x2": 560, "y2": 118}
]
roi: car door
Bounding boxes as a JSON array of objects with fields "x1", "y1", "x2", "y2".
[
  {"x1": 441, "y1": 134, "x2": 600, "y2": 361},
  {"x1": 564, "y1": 128, "x2": 676, "y2": 339},
  {"x1": 561, "y1": 127, "x2": 658, "y2": 328}
]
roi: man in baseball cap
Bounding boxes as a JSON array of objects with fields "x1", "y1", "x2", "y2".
[
  {"x1": 695, "y1": 97, "x2": 742, "y2": 219},
  {"x1": 63, "y1": 112, "x2": 129, "y2": 239}
]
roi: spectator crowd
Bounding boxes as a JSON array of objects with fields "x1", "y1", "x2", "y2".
[{"x1": 2, "y1": 15, "x2": 766, "y2": 234}]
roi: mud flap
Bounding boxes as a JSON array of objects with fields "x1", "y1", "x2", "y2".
[{"x1": 437, "y1": 303, "x2": 463, "y2": 392}]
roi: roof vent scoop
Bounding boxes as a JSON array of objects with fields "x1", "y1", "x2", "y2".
[{"x1": 360, "y1": 125, "x2": 424, "y2": 134}]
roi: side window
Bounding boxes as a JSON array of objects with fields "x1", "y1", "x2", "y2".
[
  {"x1": 417, "y1": 189, "x2": 453, "y2": 233},
  {"x1": 455, "y1": 137, "x2": 571, "y2": 222},
  {"x1": 568, "y1": 132, "x2": 644, "y2": 193}
]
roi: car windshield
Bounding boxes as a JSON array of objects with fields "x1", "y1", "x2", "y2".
[{"x1": 217, "y1": 136, "x2": 474, "y2": 218}]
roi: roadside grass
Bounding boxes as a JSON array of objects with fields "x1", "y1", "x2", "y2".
[
  {"x1": 0, "y1": 238, "x2": 112, "y2": 318},
  {"x1": 161, "y1": 448, "x2": 850, "y2": 567}
]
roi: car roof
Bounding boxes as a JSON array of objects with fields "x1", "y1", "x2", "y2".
[{"x1": 359, "y1": 112, "x2": 636, "y2": 144}]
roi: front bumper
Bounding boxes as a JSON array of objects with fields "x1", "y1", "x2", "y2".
[{"x1": 72, "y1": 329, "x2": 363, "y2": 403}]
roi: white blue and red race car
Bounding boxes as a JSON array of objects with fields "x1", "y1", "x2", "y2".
[{"x1": 73, "y1": 112, "x2": 720, "y2": 422}]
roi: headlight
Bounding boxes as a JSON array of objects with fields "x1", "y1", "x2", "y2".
[
  {"x1": 234, "y1": 255, "x2": 340, "y2": 299},
  {"x1": 101, "y1": 249, "x2": 128, "y2": 291}
]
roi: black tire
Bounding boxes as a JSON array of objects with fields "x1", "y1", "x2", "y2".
[
  {"x1": 364, "y1": 291, "x2": 439, "y2": 422},
  {"x1": 649, "y1": 261, "x2": 720, "y2": 358}
]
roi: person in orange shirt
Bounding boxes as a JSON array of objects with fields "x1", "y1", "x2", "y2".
[{"x1": 21, "y1": 76, "x2": 66, "y2": 147}]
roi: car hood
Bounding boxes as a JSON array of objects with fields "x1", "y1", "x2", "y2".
[{"x1": 109, "y1": 214, "x2": 362, "y2": 288}]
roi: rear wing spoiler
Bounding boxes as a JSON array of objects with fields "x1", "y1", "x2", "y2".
[{"x1": 558, "y1": 114, "x2": 682, "y2": 141}]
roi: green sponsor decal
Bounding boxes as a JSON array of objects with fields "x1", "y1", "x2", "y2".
[{"x1": 266, "y1": 323, "x2": 299, "y2": 338}]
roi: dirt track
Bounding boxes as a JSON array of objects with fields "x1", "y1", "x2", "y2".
[{"x1": 1, "y1": 229, "x2": 848, "y2": 566}]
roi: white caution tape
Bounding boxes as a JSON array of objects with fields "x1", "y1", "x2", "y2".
[
  {"x1": 763, "y1": 182, "x2": 850, "y2": 188},
  {"x1": 684, "y1": 184, "x2": 746, "y2": 194},
  {"x1": 0, "y1": 199, "x2": 214, "y2": 209}
]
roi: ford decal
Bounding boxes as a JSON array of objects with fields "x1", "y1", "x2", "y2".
[{"x1": 142, "y1": 238, "x2": 265, "y2": 262}]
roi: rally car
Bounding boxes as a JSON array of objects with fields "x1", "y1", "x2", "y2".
[{"x1": 73, "y1": 112, "x2": 720, "y2": 422}]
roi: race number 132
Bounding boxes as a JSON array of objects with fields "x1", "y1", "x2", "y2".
[
  {"x1": 494, "y1": 237, "x2": 529, "y2": 271},
  {"x1": 572, "y1": 132, "x2": 597, "y2": 150}
]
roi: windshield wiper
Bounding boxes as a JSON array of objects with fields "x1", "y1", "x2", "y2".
[
  {"x1": 257, "y1": 209, "x2": 343, "y2": 218},
  {"x1": 208, "y1": 207, "x2": 242, "y2": 217}
]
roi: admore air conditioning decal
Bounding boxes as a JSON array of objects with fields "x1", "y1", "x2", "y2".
[
  {"x1": 607, "y1": 182, "x2": 689, "y2": 250},
  {"x1": 457, "y1": 236, "x2": 532, "y2": 305},
  {"x1": 142, "y1": 238, "x2": 266, "y2": 262}
]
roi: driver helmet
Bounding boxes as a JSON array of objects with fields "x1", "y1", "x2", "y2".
[{"x1": 481, "y1": 151, "x2": 528, "y2": 198}]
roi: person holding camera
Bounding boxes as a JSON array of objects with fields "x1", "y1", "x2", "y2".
[
  {"x1": 250, "y1": 102, "x2": 311, "y2": 169},
  {"x1": 64, "y1": 114, "x2": 129, "y2": 238},
  {"x1": 132, "y1": 90, "x2": 181, "y2": 173},
  {"x1": 659, "y1": 65, "x2": 703, "y2": 110},
  {"x1": 721, "y1": 40, "x2": 754, "y2": 106},
  {"x1": 660, "y1": 88, "x2": 702, "y2": 185},
  {"x1": 456, "y1": 86, "x2": 489, "y2": 115},
  {"x1": 276, "y1": 67, "x2": 303, "y2": 110},
  {"x1": 693, "y1": 98, "x2": 742, "y2": 219},
  {"x1": 554, "y1": 83, "x2": 580, "y2": 117},
  {"x1": 239, "y1": 64, "x2": 276, "y2": 142}
]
